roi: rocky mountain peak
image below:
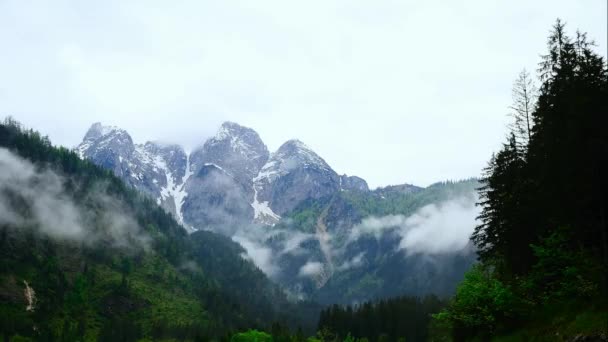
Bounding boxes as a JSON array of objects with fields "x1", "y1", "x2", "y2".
[
  {"x1": 272, "y1": 139, "x2": 332, "y2": 172},
  {"x1": 190, "y1": 122, "x2": 269, "y2": 185},
  {"x1": 253, "y1": 139, "x2": 340, "y2": 216},
  {"x1": 76, "y1": 121, "x2": 373, "y2": 232},
  {"x1": 208, "y1": 121, "x2": 268, "y2": 159},
  {"x1": 82, "y1": 122, "x2": 122, "y2": 141},
  {"x1": 77, "y1": 123, "x2": 134, "y2": 160},
  {"x1": 340, "y1": 175, "x2": 369, "y2": 192}
]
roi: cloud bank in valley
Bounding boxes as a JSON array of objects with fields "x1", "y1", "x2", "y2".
[
  {"x1": 230, "y1": 194, "x2": 479, "y2": 280},
  {"x1": 298, "y1": 261, "x2": 324, "y2": 277},
  {"x1": 0, "y1": 148, "x2": 149, "y2": 249},
  {"x1": 348, "y1": 196, "x2": 480, "y2": 256},
  {"x1": 232, "y1": 233, "x2": 277, "y2": 276},
  {"x1": 398, "y1": 198, "x2": 479, "y2": 255}
]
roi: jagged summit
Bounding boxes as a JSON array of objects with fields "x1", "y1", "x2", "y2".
[
  {"x1": 76, "y1": 123, "x2": 192, "y2": 229},
  {"x1": 207, "y1": 121, "x2": 268, "y2": 160},
  {"x1": 340, "y1": 174, "x2": 370, "y2": 192},
  {"x1": 213, "y1": 121, "x2": 254, "y2": 139},
  {"x1": 82, "y1": 122, "x2": 124, "y2": 141},
  {"x1": 190, "y1": 122, "x2": 269, "y2": 180},
  {"x1": 77, "y1": 123, "x2": 134, "y2": 159},
  {"x1": 77, "y1": 120, "x2": 372, "y2": 231},
  {"x1": 272, "y1": 139, "x2": 332, "y2": 172},
  {"x1": 252, "y1": 139, "x2": 340, "y2": 216}
]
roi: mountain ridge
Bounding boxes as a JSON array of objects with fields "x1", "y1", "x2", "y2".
[
  {"x1": 75, "y1": 121, "x2": 479, "y2": 305},
  {"x1": 76, "y1": 121, "x2": 376, "y2": 232}
]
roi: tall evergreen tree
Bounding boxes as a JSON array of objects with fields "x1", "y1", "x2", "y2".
[{"x1": 509, "y1": 69, "x2": 537, "y2": 149}]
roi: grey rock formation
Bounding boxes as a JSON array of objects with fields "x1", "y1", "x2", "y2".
[
  {"x1": 190, "y1": 121, "x2": 269, "y2": 187},
  {"x1": 77, "y1": 122, "x2": 368, "y2": 232},
  {"x1": 182, "y1": 164, "x2": 253, "y2": 235},
  {"x1": 254, "y1": 139, "x2": 340, "y2": 216},
  {"x1": 339, "y1": 175, "x2": 369, "y2": 192},
  {"x1": 76, "y1": 123, "x2": 190, "y2": 227}
]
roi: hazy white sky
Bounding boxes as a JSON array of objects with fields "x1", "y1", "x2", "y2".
[{"x1": 0, "y1": 1, "x2": 605, "y2": 188}]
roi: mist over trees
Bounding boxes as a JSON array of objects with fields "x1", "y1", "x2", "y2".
[{"x1": 0, "y1": 119, "x2": 318, "y2": 341}]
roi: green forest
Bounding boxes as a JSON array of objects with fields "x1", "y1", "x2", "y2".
[
  {"x1": 0, "y1": 118, "x2": 319, "y2": 341},
  {"x1": 1, "y1": 19, "x2": 607, "y2": 342}
]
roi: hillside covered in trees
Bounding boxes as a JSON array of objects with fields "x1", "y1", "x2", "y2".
[{"x1": 0, "y1": 119, "x2": 319, "y2": 341}]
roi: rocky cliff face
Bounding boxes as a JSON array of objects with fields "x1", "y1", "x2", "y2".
[
  {"x1": 254, "y1": 139, "x2": 341, "y2": 217},
  {"x1": 340, "y1": 175, "x2": 369, "y2": 192},
  {"x1": 77, "y1": 121, "x2": 363, "y2": 232},
  {"x1": 189, "y1": 121, "x2": 269, "y2": 187},
  {"x1": 76, "y1": 123, "x2": 191, "y2": 225}
]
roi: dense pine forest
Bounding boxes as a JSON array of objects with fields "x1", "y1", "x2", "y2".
[{"x1": 317, "y1": 296, "x2": 446, "y2": 341}]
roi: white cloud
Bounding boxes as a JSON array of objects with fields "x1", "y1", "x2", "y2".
[
  {"x1": 0, "y1": 148, "x2": 150, "y2": 249},
  {"x1": 280, "y1": 231, "x2": 316, "y2": 255},
  {"x1": 348, "y1": 215, "x2": 406, "y2": 242},
  {"x1": 346, "y1": 196, "x2": 479, "y2": 256},
  {"x1": 298, "y1": 261, "x2": 324, "y2": 278},
  {"x1": 337, "y1": 252, "x2": 366, "y2": 271},
  {"x1": 232, "y1": 234, "x2": 278, "y2": 276},
  {"x1": 398, "y1": 198, "x2": 479, "y2": 255}
]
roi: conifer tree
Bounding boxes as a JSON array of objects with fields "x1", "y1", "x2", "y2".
[{"x1": 508, "y1": 69, "x2": 536, "y2": 149}]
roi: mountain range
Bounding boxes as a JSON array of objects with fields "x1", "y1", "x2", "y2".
[
  {"x1": 77, "y1": 121, "x2": 370, "y2": 232},
  {"x1": 76, "y1": 121, "x2": 478, "y2": 304}
]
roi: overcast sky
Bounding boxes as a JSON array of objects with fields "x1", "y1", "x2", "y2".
[{"x1": 0, "y1": 1, "x2": 605, "y2": 188}]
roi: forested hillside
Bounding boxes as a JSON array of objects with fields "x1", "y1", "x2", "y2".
[
  {"x1": 275, "y1": 179, "x2": 478, "y2": 304},
  {"x1": 0, "y1": 119, "x2": 317, "y2": 341},
  {"x1": 431, "y1": 20, "x2": 608, "y2": 341}
]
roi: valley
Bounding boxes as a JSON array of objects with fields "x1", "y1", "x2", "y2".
[{"x1": 75, "y1": 120, "x2": 478, "y2": 304}]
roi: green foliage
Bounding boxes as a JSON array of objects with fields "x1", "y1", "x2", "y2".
[
  {"x1": 318, "y1": 295, "x2": 446, "y2": 341},
  {"x1": 432, "y1": 265, "x2": 521, "y2": 337},
  {"x1": 522, "y1": 227, "x2": 600, "y2": 303},
  {"x1": 231, "y1": 329, "x2": 273, "y2": 342},
  {"x1": 341, "y1": 180, "x2": 478, "y2": 219}
]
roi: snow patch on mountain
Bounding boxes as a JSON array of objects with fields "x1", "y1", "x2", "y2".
[
  {"x1": 209, "y1": 122, "x2": 265, "y2": 161},
  {"x1": 156, "y1": 153, "x2": 192, "y2": 227},
  {"x1": 175, "y1": 154, "x2": 193, "y2": 225},
  {"x1": 251, "y1": 182, "x2": 280, "y2": 225},
  {"x1": 76, "y1": 142, "x2": 92, "y2": 159},
  {"x1": 203, "y1": 163, "x2": 231, "y2": 176}
]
